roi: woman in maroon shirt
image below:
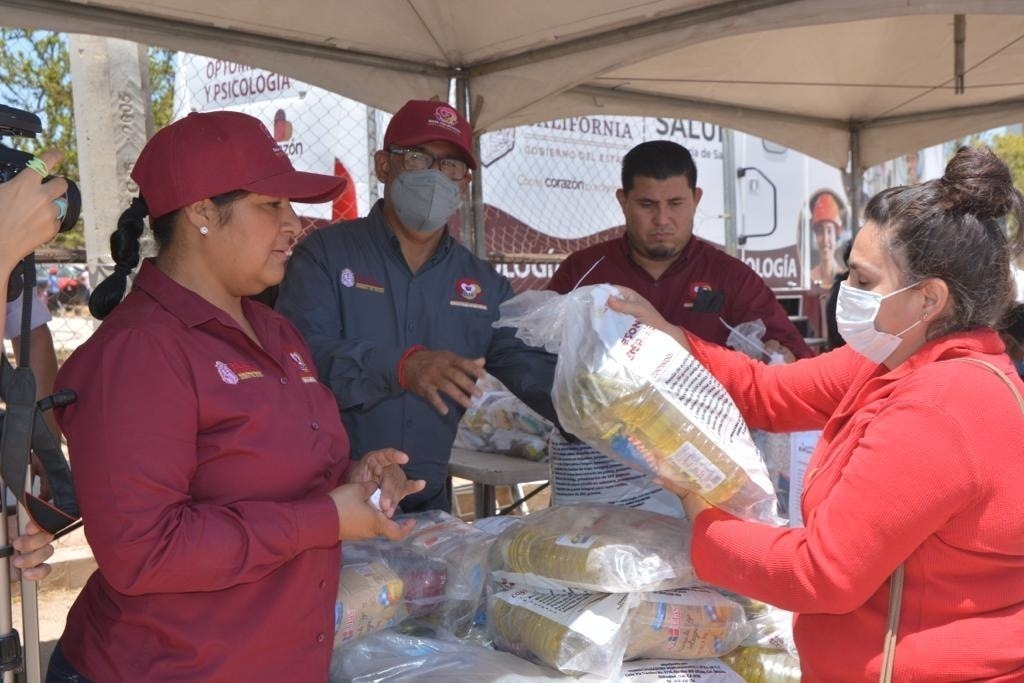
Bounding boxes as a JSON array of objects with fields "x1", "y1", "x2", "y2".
[
  {"x1": 48, "y1": 112, "x2": 424, "y2": 682},
  {"x1": 611, "y1": 146, "x2": 1024, "y2": 681}
]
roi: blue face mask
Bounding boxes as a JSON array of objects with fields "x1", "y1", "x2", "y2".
[
  {"x1": 836, "y1": 281, "x2": 923, "y2": 364},
  {"x1": 388, "y1": 169, "x2": 462, "y2": 233}
]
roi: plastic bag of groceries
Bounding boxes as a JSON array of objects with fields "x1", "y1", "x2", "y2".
[
  {"x1": 488, "y1": 587, "x2": 634, "y2": 678},
  {"x1": 722, "y1": 647, "x2": 801, "y2": 682},
  {"x1": 625, "y1": 588, "x2": 750, "y2": 660},
  {"x1": 454, "y1": 374, "x2": 553, "y2": 461},
  {"x1": 723, "y1": 318, "x2": 796, "y2": 519},
  {"x1": 548, "y1": 430, "x2": 683, "y2": 518},
  {"x1": 735, "y1": 600, "x2": 798, "y2": 657},
  {"x1": 334, "y1": 561, "x2": 406, "y2": 647},
  {"x1": 619, "y1": 659, "x2": 743, "y2": 682},
  {"x1": 330, "y1": 621, "x2": 571, "y2": 682},
  {"x1": 343, "y1": 540, "x2": 448, "y2": 619},
  {"x1": 488, "y1": 503, "x2": 697, "y2": 593},
  {"x1": 401, "y1": 510, "x2": 497, "y2": 635},
  {"x1": 495, "y1": 285, "x2": 779, "y2": 523}
]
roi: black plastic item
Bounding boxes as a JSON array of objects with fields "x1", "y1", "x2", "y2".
[{"x1": 0, "y1": 628, "x2": 21, "y2": 673}]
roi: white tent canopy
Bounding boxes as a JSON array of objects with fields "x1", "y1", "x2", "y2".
[{"x1": 3, "y1": 0, "x2": 1024, "y2": 169}]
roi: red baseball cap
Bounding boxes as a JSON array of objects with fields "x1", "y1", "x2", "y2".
[
  {"x1": 131, "y1": 110, "x2": 346, "y2": 218},
  {"x1": 383, "y1": 100, "x2": 477, "y2": 169}
]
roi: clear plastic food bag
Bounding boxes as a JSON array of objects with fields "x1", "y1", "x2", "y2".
[
  {"x1": 343, "y1": 540, "x2": 448, "y2": 619},
  {"x1": 455, "y1": 374, "x2": 553, "y2": 461},
  {"x1": 488, "y1": 587, "x2": 633, "y2": 678},
  {"x1": 721, "y1": 646, "x2": 801, "y2": 683},
  {"x1": 335, "y1": 562, "x2": 406, "y2": 646},
  {"x1": 401, "y1": 510, "x2": 496, "y2": 635},
  {"x1": 625, "y1": 588, "x2": 750, "y2": 660},
  {"x1": 495, "y1": 285, "x2": 778, "y2": 523},
  {"x1": 330, "y1": 621, "x2": 571, "y2": 682},
  {"x1": 489, "y1": 503, "x2": 696, "y2": 593}
]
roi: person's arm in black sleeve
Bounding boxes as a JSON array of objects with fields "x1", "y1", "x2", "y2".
[
  {"x1": 486, "y1": 325, "x2": 559, "y2": 424},
  {"x1": 276, "y1": 234, "x2": 405, "y2": 410}
]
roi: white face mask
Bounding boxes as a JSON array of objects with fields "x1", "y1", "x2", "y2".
[{"x1": 836, "y1": 281, "x2": 923, "y2": 364}]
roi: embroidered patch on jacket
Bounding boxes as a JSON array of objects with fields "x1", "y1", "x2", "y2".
[
  {"x1": 340, "y1": 268, "x2": 355, "y2": 288},
  {"x1": 287, "y1": 350, "x2": 320, "y2": 383},
  {"x1": 450, "y1": 277, "x2": 487, "y2": 310},
  {"x1": 215, "y1": 360, "x2": 264, "y2": 384},
  {"x1": 355, "y1": 274, "x2": 385, "y2": 293}
]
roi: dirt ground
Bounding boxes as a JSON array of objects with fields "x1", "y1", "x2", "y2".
[{"x1": 10, "y1": 585, "x2": 78, "y2": 681}]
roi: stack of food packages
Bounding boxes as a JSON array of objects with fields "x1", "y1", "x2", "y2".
[
  {"x1": 453, "y1": 374, "x2": 554, "y2": 461},
  {"x1": 484, "y1": 503, "x2": 799, "y2": 681},
  {"x1": 331, "y1": 504, "x2": 799, "y2": 682}
]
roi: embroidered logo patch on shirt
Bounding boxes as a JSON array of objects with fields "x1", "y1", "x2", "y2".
[
  {"x1": 340, "y1": 268, "x2": 355, "y2": 288},
  {"x1": 355, "y1": 274, "x2": 385, "y2": 294},
  {"x1": 688, "y1": 281, "x2": 714, "y2": 300},
  {"x1": 684, "y1": 281, "x2": 716, "y2": 310},
  {"x1": 450, "y1": 277, "x2": 487, "y2": 310},
  {"x1": 215, "y1": 360, "x2": 264, "y2": 384},
  {"x1": 288, "y1": 350, "x2": 320, "y2": 383}
]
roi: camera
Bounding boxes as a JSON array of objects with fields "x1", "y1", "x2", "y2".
[
  {"x1": 1, "y1": 104, "x2": 82, "y2": 302},
  {"x1": 0, "y1": 104, "x2": 81, "y2": 234}
]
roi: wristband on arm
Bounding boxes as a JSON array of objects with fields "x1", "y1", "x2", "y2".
[{"x1": 396, "y1": 344, "x2": 426, "y2": 390}]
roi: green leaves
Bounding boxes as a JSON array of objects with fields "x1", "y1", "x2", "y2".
[{"x1": 0, "y1": 29, "x2": 175, "y2": 248}]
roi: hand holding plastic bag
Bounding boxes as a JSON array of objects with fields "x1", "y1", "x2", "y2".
[{"x1": 495, "y1": 285, "x2": 779, "y2": 523}]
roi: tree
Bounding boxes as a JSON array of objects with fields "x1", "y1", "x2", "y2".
[
  {"x1": 992, "y1": 132, "x2": 1024, "y2": 194},
  {"x1": 0, "y1": 29, "x2": 76, "y2": 182},
  {"x1": 0, "y1": 29, "x2": 175, "y2": 249},
  {"x1": 149, "y1": 47, "x2": 176, "y2": 131}
]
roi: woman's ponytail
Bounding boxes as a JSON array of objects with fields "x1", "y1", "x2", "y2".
[{"x1": 88, "y1": 196, "x2": 148, "y2": 319}]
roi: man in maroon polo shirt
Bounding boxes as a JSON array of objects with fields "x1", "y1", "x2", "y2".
[{"x1": 548, "y1": 140, "x2": 812, "y2": 361}]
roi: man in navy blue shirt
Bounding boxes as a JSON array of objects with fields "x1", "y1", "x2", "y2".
[{"x1": 277, "y1": 100, "x2": 556, "y2": 512}]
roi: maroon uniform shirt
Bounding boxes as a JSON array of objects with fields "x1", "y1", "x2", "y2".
[
  {"x1": 548, "y1": 235, "x2": 813, "y2": 358},
  {"x1": 55, "y1": 261, "x2": 348, "y2": 682}
]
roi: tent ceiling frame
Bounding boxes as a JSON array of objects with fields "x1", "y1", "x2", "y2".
[
  {"x1": 468, "y1": 0, "x2": 803, "y2": 76},
  {"x1": 0, "y1": 0, "x2": 453, "y2": 78},
  {"x1": 571, "y1": 84, "x2": 846, "y2": 132},
  {"x1": 573, "y1": 84, "x2": 1024, "y2": 147}
]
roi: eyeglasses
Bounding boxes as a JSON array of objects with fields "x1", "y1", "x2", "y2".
[{"x1": 389, "y1": 147, "x2": 469, "y2": 181}]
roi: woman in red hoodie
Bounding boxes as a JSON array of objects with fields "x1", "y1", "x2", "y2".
[{"x1": 612, "y1": 145, "x2": 1024, "y2": 682}]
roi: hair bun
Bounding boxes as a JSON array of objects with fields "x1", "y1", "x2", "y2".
[{"x1": 940, "y1": 146, "x2": 1020, "y2": 221}]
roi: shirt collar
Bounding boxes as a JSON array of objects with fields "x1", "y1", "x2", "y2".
[
  {"x1": 370, "y1": 198, "x2": 454, "y2": 264},
  {"x1": 133, "y1": 259, "x2": 244, "y2": 330},
  {"x1": 882, "y1": 327, "x2": 1007, "y2": 381}
]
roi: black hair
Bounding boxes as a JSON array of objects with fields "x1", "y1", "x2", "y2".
[
  {"x1": 621, "y1": 140, "x2": 698, "y2": 192},
  {"x1": 88, "y1": 190, "x2": 250, "y2": 319},
  {"x1": 864, "y1": 146, "x2": 1024, "y2": 339}
]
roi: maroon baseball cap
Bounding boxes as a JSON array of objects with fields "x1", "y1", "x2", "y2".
[
  {"x1": 131, "y1": 110, "x2": 346, "y2": 218},
  {"x1": 383, "y1": 100, "x2": 477, "y2": 170}
]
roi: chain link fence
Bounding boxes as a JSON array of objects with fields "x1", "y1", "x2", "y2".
[{"x1": 8, "y1": 38, "x2": 946, "y2": 368}]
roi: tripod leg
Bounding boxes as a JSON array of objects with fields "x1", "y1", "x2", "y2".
[
  {"x1": 18, "y1": 469, "x2": 41, "y2": 683},
  {"x1": 0, "y1": 494, "x2": 17, "y2": 683}
]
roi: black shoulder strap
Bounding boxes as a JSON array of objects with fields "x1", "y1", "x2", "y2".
[{"x1": 0, "y1": 353, "x2": 79, "y2": 535}]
